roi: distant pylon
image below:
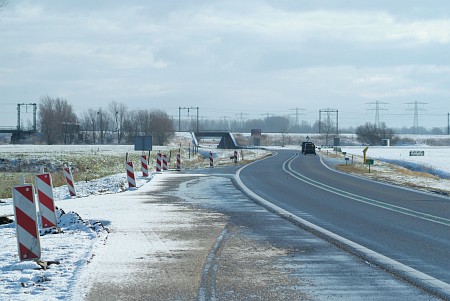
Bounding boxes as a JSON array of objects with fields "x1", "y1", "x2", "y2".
[
  {"x1": 406, "y1": 101, "x2": 427, "y2": 134},
  {"x1": 367, "y1": 101, "x2": 388, "y2": 127}
]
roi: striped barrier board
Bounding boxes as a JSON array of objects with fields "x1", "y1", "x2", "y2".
[
  {"x1": 162, "y1": 155, "x2": 168, "y2": 171},
  {"x1": 140, "y1": 155, "x2": 149, "y2": 177},
  {"x1": 36, "y1": 173, "x2": 58, "y2": 229},
  {"x1": 156, "y1": 152, "x2": 162, "y2": 172},
  {"x1": 63, "y1": 166, "x2": 76, "y2": 197},
  {"x1": 176, "y1": 153, "x2": 181, "y2": 171},
  {"x1": 126, "y1": 161, "x2": 136, "y2": 188},
  {"x1": 12, "y1": 184, "x2": 41, "y2": 261}
]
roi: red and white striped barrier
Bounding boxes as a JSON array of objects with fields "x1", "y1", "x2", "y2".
[
  {"x1": 156, "y1": 152, "x2": 162, "y2": 172},
  {"x1": 63, "y1": 166, "x2": 76, "y2": 197},
  {"x1": 12, "y1": 184, "x2": 41, "y2": 261},
  {"x1": 126, "y1": 161, "x2": 136, "y2": 188},
  {"x1": 209, "y1": 151, "x2": 214, "y2": 167},
  {"x1": 36, "y1": 173, "x2": 57, "y2": 229},
  {"x1": 176, "y1": 153, "x2": 181, "y2": 171},
  {"x1": 140, "y1": 155, "x2": 149, "y2": 177},
  {"x1": 162, "y1": 155, "x2": 168, "y2": 171}
]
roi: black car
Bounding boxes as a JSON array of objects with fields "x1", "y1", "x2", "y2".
[{"x1": 303, "y1": 142, "x2": 316, "y2": 155}]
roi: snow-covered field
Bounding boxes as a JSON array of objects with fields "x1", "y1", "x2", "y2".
[
  {"x1": 342, "y1": 145, "x2": 450, "y2": 178},
  {"x1": 1, "y1": 141, "x2": 450, "y2": 300}
]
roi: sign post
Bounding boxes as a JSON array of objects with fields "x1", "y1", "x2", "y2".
[
  {"x1": 365, "y1": 159, "x2": 374, "y2": 173},
  {"x1": 362, "y1": 146, "x2": 369, "y2": 163}
]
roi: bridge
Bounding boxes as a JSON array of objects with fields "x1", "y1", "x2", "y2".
[
  {"x1": 192, "y1": 131, "x2": 239, "y2": 149},
  {"x1": 0, "y1": 127, "x2": 37, "y2": 143}
]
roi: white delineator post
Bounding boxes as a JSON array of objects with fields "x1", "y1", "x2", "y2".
[
  {"x1": 162, "y1": 154, "x2": 168, "y2": 171},
  {"x1": 35, "y1": 173, "x2": 58, "y2": 229},
  {"x1": 140, "y1": 155, "x2": 149, "y2": 177},
  {"x1": 12, "y1": 184, "x2": 41, "y2": 261},
  {"x1": 63, "y1": 166, "x2": 76, "y2": 197},
  {"x1": 209, "y1": 151, "x2": 214, "y2": 167},
  {"x1": 126, "y1": 161, "x2": 136, "y2": 188},
  {"x1": 176, "y1": 153, "x2": 181, "y2": 171},
  {"x1": 156, "y1": 152, "x2": 162, "y2": 172}
]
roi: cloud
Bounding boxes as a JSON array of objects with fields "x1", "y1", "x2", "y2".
[{"x1": 1, "y1": 1, "x2": 450, "y2": 129}]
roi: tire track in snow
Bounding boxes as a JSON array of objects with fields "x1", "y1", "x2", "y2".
[{"x1": 197, "y1": 225, "x2": 229, "y2": 301}]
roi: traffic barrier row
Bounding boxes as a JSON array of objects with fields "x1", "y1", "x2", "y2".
[
  {"x1": 155, "y1": 152, "x2": 182, "y2": 172},
  {"x1": 12, "y1": 169, "x2": 62, "y2": 262},
  {"x1": 12, "y1": 152, "x2": 184, "y2": 263}
]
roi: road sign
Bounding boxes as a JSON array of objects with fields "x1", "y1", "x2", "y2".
[
  {"x1": 409, "y1": 151, "x2": 424, "y2": 156},
  {"x1": 365, "y1": 159, "x2": 374, "y2": 165},
  {"x1": 134, "y1": 136, "x2": 153, "y2": 151}
]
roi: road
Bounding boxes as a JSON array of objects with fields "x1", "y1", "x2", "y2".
[
  {"x1": 83, "y1": 149, "x2": 450, "y2": 300},
  {"x1": 237, "y1": 149, "x2": 450, "y2": 298}
]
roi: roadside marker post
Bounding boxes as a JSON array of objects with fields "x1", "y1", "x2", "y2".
[
  {"x1": 156, "y1": 152, "x2": 162, "y2": 172},
  {"x1": 63, "y1": 165, "x2": 77, "y2": 197},
  {"x1": 126, "y1": 161, "x2": 136, "y2": 188},
  {"x1": 35, "y1": 173, "x2": 58, "y2": 229},
  {"x1": 162, "y1": 155, "x2": 168, "y2": 171},
  {"x1": 176, "y1": 153, "x2": 181, "y2": 171},
  {"x1": 12, "y1": 184, "x2": 41, "y2": 261},
  {"x1": 209, "y1": 151, "x2": 214, "y2": 167},
  {"x1": 140, "y1": 155, "x2": 149, "y2": 177}
]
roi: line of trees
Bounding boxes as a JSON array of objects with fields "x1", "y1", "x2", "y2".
[{"x1": 38, "y1": 96, "x2": 175, "y2": 145}]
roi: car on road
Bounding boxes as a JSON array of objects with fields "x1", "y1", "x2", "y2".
[{"x1": 303, "y1": 142, "x2": 316, "y2": 155}]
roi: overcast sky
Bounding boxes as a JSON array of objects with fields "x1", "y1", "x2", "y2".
[{"x1": 1, "y1": 0, "x2": 450, "y2": 130}]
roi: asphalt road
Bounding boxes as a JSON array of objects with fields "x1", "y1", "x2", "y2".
[
  {"x1": 238, "y1": 149, "x2": 450, "y2": 297},
  {"x1": 85, "y1": 172, "x2": 441, "y2": 300}
]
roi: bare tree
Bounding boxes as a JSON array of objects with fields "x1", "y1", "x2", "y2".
[
  {"x1": 149, "y1": 110, "x2": 175, "y2": 145},
  {"x1": 0, "y1": 1, "x2": 8, "y2": 8},
  {"x1": 356, "y1": 122, "x2": 395, "y2": 145},
  {"x1": 109, "y1": 101, "x2": 127, "y2": 144},
  {"x1": 38, "y1": 96, "x2": 78, "y2": 144}
]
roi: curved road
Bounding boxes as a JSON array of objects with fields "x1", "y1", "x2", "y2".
[{"x1": 238, "y1": 149, "x2": 450, "y2": 296}]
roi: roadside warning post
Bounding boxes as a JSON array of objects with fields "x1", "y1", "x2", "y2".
[
  {"x1": 63, "y1": 165, "x2": 77, "y2": 197},
  {"x1": 176, "y1": 153, "x2": 181, "y2": 171},
  {"x1": 36, "y1": 173, "x2": 58, "y2": 229},
  {"x1": 209, "y1": 151, "x2": 214, "y2": 167},
  {"x1": 140, "y1": 155, "x2": 149, "y2": 177},
  {"x1": 156, "y1": 152, "x2": 162, "y2": 172},
  {"x1": 162, "y1": 154, "x2": 168, "y2": 171},
  {"x1": 126, "y1": 161, "x2": 136, "y2": 188},
  {"x1": 12, "y1": 184, "x2": 42, "y2": 261}
]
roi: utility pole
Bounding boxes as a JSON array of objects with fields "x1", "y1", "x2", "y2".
[
  {"x1": 178, "y1": 107, "x2": 199, "y2": 132},
  {"x1": 448, "y1": 113, "x2": 449, "y2": 135},
  {"x1": 236, "y1": 112, "x2": 248, "y2": 131},
  {"x1": 405, "y1": 101, "x2": 426, "y2": 134},
  {"x1": 367, "y1": 101, "x2": 388, "y2": 127},
  {"x1": 319, "y1": 108, "x2": 338, "y2": 134},
  {"x1": 17, "y1": 103, "x2": 37, "y2": 131}
]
